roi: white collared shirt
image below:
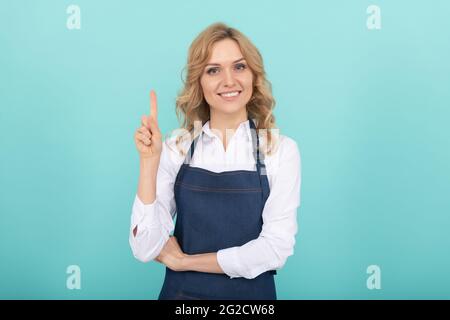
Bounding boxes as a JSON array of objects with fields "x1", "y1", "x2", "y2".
[{"x1": 129, "y1": 119, "x2": 301, "y2": 279}]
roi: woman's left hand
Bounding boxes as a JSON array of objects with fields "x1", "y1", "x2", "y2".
[{"x1": 155, "y1": 236, "x2": 188, "y2": 272}]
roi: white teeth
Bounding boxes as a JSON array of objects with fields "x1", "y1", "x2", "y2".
[{"x1": 220, "y1": 91, "x2": 240, "y2": 97}]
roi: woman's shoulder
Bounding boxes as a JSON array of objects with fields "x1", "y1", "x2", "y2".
[
  {"x1": 264, "y1": 133, "x2": 300, "y2": 159},
  {"x1": 162, "y1": 129, "x2": 193, "y2": 161},
  {"x1": 261, "y1": 133, "x2": 301, "y2": 182},
  {"x1": 278, "y1": 134, "x2": 299, "y2": 150}
]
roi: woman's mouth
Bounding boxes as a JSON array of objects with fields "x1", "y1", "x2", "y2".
[{"x1": 217, "y1": 90, "x2": 241, "y2": 101}]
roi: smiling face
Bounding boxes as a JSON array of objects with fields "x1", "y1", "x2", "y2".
[{"x1": 200, "y1": 38, "x2": 253, "y2": 117}]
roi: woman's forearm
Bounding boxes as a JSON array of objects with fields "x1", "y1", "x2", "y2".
[
  {"x1": 133, "y1": 157, "x2": 160, "y2": 237},
  {"x1": 137, "y1": 157, "x2": 160, "y2": 205},
  {"x1": 181, "y1": 252, "x2": 225, "y2": 274}
]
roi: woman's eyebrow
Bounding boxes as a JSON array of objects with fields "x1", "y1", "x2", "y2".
[{"x1": 205, "y1": 57, "x2": 245, "y2": 67}]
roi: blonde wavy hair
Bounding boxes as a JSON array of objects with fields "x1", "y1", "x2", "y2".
[{"x1": 171, "y1": 22, "x2": 279, "y2": 157}]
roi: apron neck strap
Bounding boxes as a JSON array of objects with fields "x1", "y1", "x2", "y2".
[{"x1": 249, "y1": 117, "x2": 266, "y2": 174}]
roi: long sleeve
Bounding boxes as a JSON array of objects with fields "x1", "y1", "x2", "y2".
[
  {"x1": 129, "y1": 140, "x2": 181, "y2": 263},
  {"x1": 216, "y1": 136, "x2": 301, "y2": 279}
]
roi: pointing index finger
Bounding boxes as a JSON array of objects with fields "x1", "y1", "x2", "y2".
[{"x1": 150, "y1": 90, "x2": 158, "y2": 120}]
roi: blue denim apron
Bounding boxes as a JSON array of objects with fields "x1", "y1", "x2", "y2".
[{"x1": 158, "y1": 117, "x2": 277, "y2": 300}]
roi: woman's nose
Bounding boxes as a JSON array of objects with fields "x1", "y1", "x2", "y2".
[{"x1": 222, "y1": 69, "x2": 236, "y2": 87}]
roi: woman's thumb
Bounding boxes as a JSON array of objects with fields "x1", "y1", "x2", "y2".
[{"x1": 141, "y1": 115, "x2": 149, "y2": 128}]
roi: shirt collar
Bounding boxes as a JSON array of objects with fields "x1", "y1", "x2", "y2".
[{"x1": 202, "y1": 118, "x2": 252, "y2": 142}]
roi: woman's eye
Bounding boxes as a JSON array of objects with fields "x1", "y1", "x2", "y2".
[
  {"x1": 206, "y1": 67, "x2": 219, "y2": 75},
  {"x1": 235, "y1": 63, "x2": 247, "y2": 71}
]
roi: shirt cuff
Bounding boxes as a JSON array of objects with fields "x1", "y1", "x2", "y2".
[
  {"x1": 131, "y1": 194, "x2": 158, "y2": 229},
  {"x1": 217, "y1": 247, "x2": 242, "y2": 279}
]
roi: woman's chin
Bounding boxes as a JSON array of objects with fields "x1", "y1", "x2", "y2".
[
  {"x1": 211, "y1": 102, "x2": 247, "y2": 114},
  {"x1": 215, "y1": 107, "x2": 246, "y2": 116}
]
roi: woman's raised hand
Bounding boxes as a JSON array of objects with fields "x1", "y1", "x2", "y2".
[{"x1": 134, "y1": 90, "x2": 163, "y2": 160}]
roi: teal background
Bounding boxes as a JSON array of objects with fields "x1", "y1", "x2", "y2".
[{"x1": 1, "y1": 0, "x2": 450, "y2": 299}]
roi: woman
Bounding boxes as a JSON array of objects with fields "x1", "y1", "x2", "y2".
[{"x1": 130, "y1": 22, "x2": 301, "y2": 300}]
